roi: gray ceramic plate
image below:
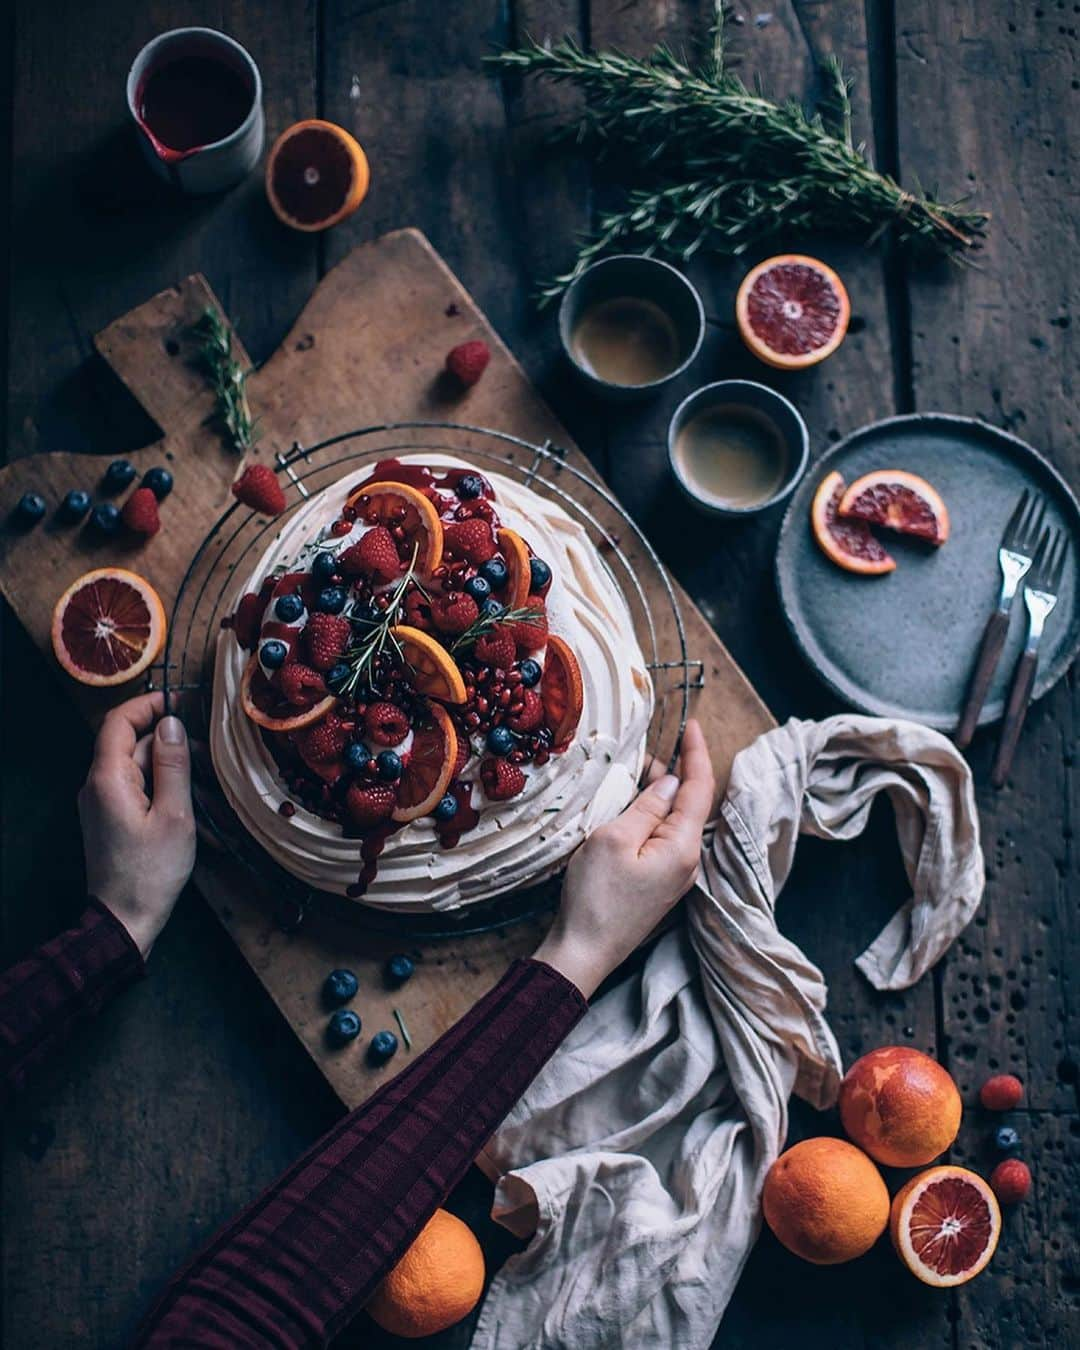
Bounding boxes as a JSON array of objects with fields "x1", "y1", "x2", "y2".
[{"x1": 776, "y1": 414, "x2": 1080, "y2": 730}]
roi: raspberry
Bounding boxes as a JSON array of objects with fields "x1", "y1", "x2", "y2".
[
  {"x1": 979, "y1": 1074, "x2": 1024, "y2": 1112},
  {"x1": 445, "y1": 519, "x2": 497, "y2": 564},
  {"x1": 990, "y1": 1158, "x2": 1031, "y2": 1205},
  {"x1": 234, "y1": 591, "x2": 265, "y2": 650},
  {"x1": 430, "y1": 593, "x2": 479, "y2": 636},
  {"x1": 346, "y1": 782, "x2": 397, "y2": 827},
  {"x1": 305, "y1": 613, "x2": 352, "y2": 670},
  {"x1": 278, "y1": 663, "x2": 328, "y2": 708},
  {"x1": 506, "y1": 596, "x2": 548, "y2": 652},
  {"x1": 480, "y1": 756, "x2": 526, "y2": 801},
  {"x1": 121, "y1": 487, "x2": 161, "y2": 536},
  {"x1": 507, "y1": 688, "x2": 544, "y2": 733},
  {"x1": 359, "y1": 526, "x2": 403, "y2": 580},
  {"x1": 474, "y1": 630, "x2": 516, "y2": 669},
  {"x1": 364, "y1": 702, "x2": 410, "y2": 747},
  {"x1": 295, "y1": 713, "x2": 349, "y2": 764},
  {"x1": 232, "y1": 464, "x2": 286, "y2": 516},
  {"x1": 445, "y1": 339, "x2": 491, "y2": 388}
]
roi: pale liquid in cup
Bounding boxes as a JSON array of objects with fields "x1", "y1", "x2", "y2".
[
  {"x1": 673, "y1": 403, "x2": 789, "y2": 508},
  {"x1": 570, "y1": 296, "x2": 681, "y2": 386}
]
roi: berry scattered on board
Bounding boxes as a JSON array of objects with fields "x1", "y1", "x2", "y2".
[
  {"x1": 989, "y1": 1158, "x2": 1031, "y2": 1206},
  {"x1": 233, "y1": 463, "x2": 287, "y2": 516},
  {"x1": 445, "y1": 339, "x2": 491, "y2": 388},
  {"x1": 979, "y1": 1074, "x2": 1024, "y2": 1112}
]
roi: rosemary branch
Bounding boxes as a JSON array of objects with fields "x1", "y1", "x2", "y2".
[
  {"x1": 449, "y1": 604, "x2": 542, "y2": 654},
  {"x1": 336, "y1": 549, "x2": 422, "y2": 697},
  {"x1": 193, "y1": 307, "x2": 259, "y2": 452}
]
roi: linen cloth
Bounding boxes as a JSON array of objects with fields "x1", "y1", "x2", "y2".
[{"x1": 472, "y1": 715, "x2": 984, "y2": 1349}]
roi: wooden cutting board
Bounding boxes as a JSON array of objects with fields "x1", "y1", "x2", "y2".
[{"x1": 0, "y1": 229, "x2": 773, "y2": 1108}]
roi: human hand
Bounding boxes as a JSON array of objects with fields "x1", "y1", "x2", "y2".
[
  {"x1": 78, "y1": 692, "x2": 195, "y2": 958},
  {"x1": 533, "y1": 718, "x2": 715, "y2": 997}
]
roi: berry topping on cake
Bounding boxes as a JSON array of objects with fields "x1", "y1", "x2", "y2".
[
  {"x1": 121, "y1": 487, "x2": 161, "y2": 536},
  {"x1": 445, "y1": 518, "x2": 497, "y2": 564},
  {"x1": 481, "y1": 756, "x2": 527, "y2": 801},
  {"x1": 279, "y1": 663, "x2": 328, "y2": 708},
  {"x1": 260, "y1": 639, "x2": 289, "y2": 670},
  {"x1": 316, "y1": 585, "x2": 348, "y2": 614},
  {"x1": 507, "y1": 688, "x2": 544, "y2": 733},
  {"x1": 348, "y1": 526, "x2": 402, "y2": 580},
  {"x1": 506, "y1": 596, "x2": 548, "y2": 652},
  {"x1": 346, "y1": 781, "x2": 397, "y2": 827},
  {"x1": 234, "y1": 591, "x2": 266, "y2": 650},
  {"x1": 233, "y1": 463, "x2": 287, "y2": 516},
  {"x1": 445, "y1": 340, "x2": 491, "y2": 388},
  {"x1": 529, "y1": 557, "x2": 552, "y2": 594},
  {"x1": 455, "y1": 473, "x2": 486, "y2": 500},
  {"x1": 474, "y1": 629, "x2": 516, "y2": 669},
  {"x1": 364, "y1": 701, "x2": 410, "y2": 746},
  {"x1": 430, "y1": 592, "x2": 480, "y2": 636},
  {"x1": 295, "y1": 713, "x2": 350, "y2": 765},
  {"x1": 305, "y1": 613, "x2": 351, "y2": 670}
]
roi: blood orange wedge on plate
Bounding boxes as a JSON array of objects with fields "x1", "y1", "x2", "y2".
[
  {"x1": 265, "y1": 119, "x2": 370, "y2": 232},
  {"x1": 239, "y1": 654, "x2": 336, "y2": 732},
  {"x1": 497, "y1": 527, "x2": 532, "y2": 609},
  {"x1": 389, "y1": 625, "x2": 467, "y2": 704},
  {"x1": 392, "y1": 703, "x2": 458, "y2": 822},
  {"x1": 838, "y1": 469, "x2": 950, "y2": 545},
  {"x1": 811, "y1": 471, "x2": 896, "y2": 576},
  {"x1": 51, "y1": 568, "x2": 167, "y2": 687},
  {"x1": 890, "y1": 1166, "x2": 1001, "y2": 1287},
  {"x1": 736, "y1": 254, "x2": 850, "y2": 369},
  {"x1": 345, "y1": 481, "x2": 444, "y2": 575},
  {"x1": 541, "y1": 635, "x2": 584, "y2": 748}
]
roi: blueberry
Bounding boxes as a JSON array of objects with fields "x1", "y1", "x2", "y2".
[
  {"x1": 312, "y1": 551, "x2": 339, "y2": 583},
  {"x1": 368, "y1": 1030, "x2": 398, "y2": 1064},
  {"x1": 464, "y1": 575, "x2": 492, "y2": 602},
  {"x1": 376, "y1": 750, "x2": 402, "y2": 781},
  {"x1": 326, "y1": 1009, "x2": 362, "y2": 1047},
  {"x1": 327, "y1": 662, "x2": 351, "y2": 688},
  {"x1": 480, "y1": 558, "x2": 508, "y2": 590},
  {"x1": 480, "y1": 597, "x2": 503, "y2": 620},
  {"x1": 486, "y1": 725, "x2": 515, "y2": 757},
  {"x1": 529, "y1": 558, "x2": 552, "y2": 592},
  {"x1": 323, "y1": 968, "x2": 359, "y2": 1006},
  {"x1": 15, "y1": 492, "x2": 46, "y2": 525},
  {"x1": 345, "y1": 743, "x2": 369, "y2": 773},
  {"x1": 142, "y1": 466, "x2": 174, "y2": 500},
  {"x1": 519, "y1": 658, "x2": 542, "y2": 688},
  {"x1": 275, "y1": 592, "x2": 305, "y2": 623},
  {"x1": 317, "y1": 586, "x2": 347, "y2": 615},
  {"x1": 91, "y1": 502, "x2": 122, "y2": 535},
  {"x1": 995, "y1": 1125, "x2": 1021, "y2": 1153},
  {"x1": 353, "y1": 600, "x2": 381, "y2": 626},
  {"x1": 59, "y1": 489, "x2": 92, "y2": 523},
  {"x1": 385, "y1": 954, "x2": 415, "y2": 986},
  {"x1": 261, "y1": 639, "x2": 288, "y2": 670},
  {"x1": 434, "y1": 794, "x2": 458, "y2": 822},
  {"x1": 456, "y1": 474, "x2": 485, "y2": 500},
  {"x1": 103, "y1": 459, "x2": 136, "y2": 492}
]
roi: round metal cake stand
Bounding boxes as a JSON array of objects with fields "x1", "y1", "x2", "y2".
[{"x1": 161, "y1": 422, "x2": 700, "y2": 939}]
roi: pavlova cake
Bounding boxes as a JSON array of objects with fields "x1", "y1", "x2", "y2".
[{"x1": 211, "y1": 454, "x2": 653, "y2": 910}]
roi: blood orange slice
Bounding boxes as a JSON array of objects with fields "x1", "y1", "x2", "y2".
[
  {"x1": 541, "y1": 635, "x2": 584, "y2": 748},
  {"x1": 265, "y1": 119, "x2": 370, "y2": 232},
  {"x1": 389, "y1": 625, "x2": 467, "y2": 704},
  {"x1": 838, "y1": 469, "x2": 950, "y2": 545},
  {"x1": 393, "y1": 704, "x2": 458, "y2": 822},
  {"x1": 497, "y1": 527, "x2": 532, "y2": 609},
  {"x1": 51, "y1": 568, "x2": 167, "y2": 687},
  {"x1": 239, "y1": 655, "x2": 335, "y2": 732},
  {"x1": 890, "y1": 1166, "x2": 1001, "y2": 1287},
  {"x1": 736, "y1": 254, "x2": 850, "y2": 369},
  {"x1": 811, "y1": 471, "x2": 896, "y2": 576},
  {"x1": 345, "y1": 481, "x2": 444, "y2": 574}
]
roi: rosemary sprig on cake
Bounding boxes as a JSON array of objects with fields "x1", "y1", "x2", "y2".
[
  {"x1": 450, "y1": 604, "x2": 542, "y2": 654},
  {"x1": 193, "y1": 306, "x2": 259, "y2": 452},
  {"x1": 334, "y1": 549, "x2": 423, "y2": 697}
]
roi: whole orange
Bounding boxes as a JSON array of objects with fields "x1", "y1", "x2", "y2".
[
  {"x1": 839, "y1": 1046, "x2": 961, "y2": 1168},
  {"x1": 762, "y1": 1137, "x2": 889, "y2": 1264},
  {"x1": 366, "y1": 1208, "x2": 485, "y2": 1339}
]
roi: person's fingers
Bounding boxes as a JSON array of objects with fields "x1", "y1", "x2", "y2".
[
  {"x1": 643, "y1": 720, "x2": 715, "y2": 847},
  {"x1": 615, "y1": 771, "x2": 681, "y2": 847},
  {"x1": 95, "y1": 692, "x2": 166, "y2": 766},
  {"x1": 150, "y1": 716, "x2": 193, "y2": 820},
  {"x1": 133, "y1": 732, "x2": 154, "y2": 783}
]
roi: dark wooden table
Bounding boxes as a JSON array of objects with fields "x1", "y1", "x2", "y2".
[{"x1": 2, "y1": 3, "x2": 1076, "y2": 1347}]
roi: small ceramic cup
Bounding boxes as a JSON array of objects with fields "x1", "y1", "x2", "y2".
[
  {"x1": 127, "y1": 27, "x2": 264, "y2": 195},
  {"x1": 558, "y1": 255, "x2": 705, "y2": 401},
  {"x1": 667, "y1": 380, "x2": 809, "y2": 517}
]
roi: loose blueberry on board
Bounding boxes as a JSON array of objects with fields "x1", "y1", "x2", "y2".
[
  {"x1": 103, "y1": 459, "x2": 136, "y2": 492},
  {"x1": 317, "y1": 586, "x2": 348, "y2": 614},
  {"x1": 368, "y1": 1030, "x2": 398, "y2": 1064},
  {"x1": 345, "y1": 743, "x2": 369, "y2": 773},
  {"x1": 994, "y1": 1125, "x2": 1022, "y2": 1153},
  {"x1": 312, "y1": 551, "x2": 339, "y2": 583},
  {"x1": 480, "y1": 558, "x2": 508, "y2": 590},
  {"x1": 59, "y1": 489, "x2": 92, "y2": 523},
  {"x1": 327, "y1": 661, "x2": 351, "y2": 688},
  {"x1": 529, "y1": 558, "x2": 552, "y2": 592},
  {"x1": 323, "y1": 968, "x2": 359, "y2": 1006},
  {"x1": 518, "y1": 658, "x2": 542, "y2": 688},
  {"x1": 486, "y1": 725, "x2": 515, "y2": 757},
  {"x1": 464, "y1": 575, "x2": 492, "y2": 602},
  {"x1": 261, "y1": 639, "x2": 288, "y2": 670},
  {"x1": 326, "y1": 1009, "x2": 362, "y2": 1047},
  {"x1": 434, "y1": 794, "x2": 458, "y2": 822},
  {"x1": 275, "y1": 592, "x2": 305, "y2": 623},
  {"x1": 480, "y1": 597, "x2": 502, "y2": 620},
  {"x1": 14, "y1": 492, "x2": 46, "y2": 526},
  {"x1": 456, "y1": 474, "x2": 485, "y2": 500},
  {"x1": 91, "y1": 502, "x2": 122, "y2": 535},
  {"x1": 385, "y1": 954, "x2": 415, "y2": 987},
  {"x1": 142, "y1": 466, "x2": 174, "y2": 499},
  {"x1": 376, "y1": 750, "x2": 403, "y2": 781}
]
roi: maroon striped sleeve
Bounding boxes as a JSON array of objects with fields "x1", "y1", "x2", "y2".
[
  {"x1": 0, "y1": 898, "x2": 145, "y2": 1104},
  {"x1": 133, "y1": 957, "x2": 585, "y2": 1348}
]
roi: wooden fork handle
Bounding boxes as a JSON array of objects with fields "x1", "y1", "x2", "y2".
[
  {"x1": 991, "y1": 650, "x2": 1038, "y2": 787},
  {"x1": 956, "y1": 608, "x2": 1011, "y2": 748}
]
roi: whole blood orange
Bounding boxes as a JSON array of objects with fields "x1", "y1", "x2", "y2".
[
  {"x1": 890, "y1": 1165, "x2": 1001, "y2": 1286},
  {"x1": 838, "y1": 469, "x2": 949, "y2": 545},
  {"x1": 735, "y1": 254, "x2": 850, "y2": 369},
  {"x1": 839, "y1": 1046, "x2": 962, "y2": 1168},
  {"x1": 366, "y1": 1208, "x2": 485, "y2": 1338},
  {"x1": 392, "y1": 703, "x2": 458, "y2": 823},
  {"x1": 762, "y1": 1137, "x2": 889, "y2": 1264},
  {"x1": 810, "y1": 470, "x2": 896, "y2": 576},
  {"x1": 51, "y1": 568, "x2": 166, "y2": 687},
  {"x1": 265, "y1": 119, "x2": 369, "y2": 232}
]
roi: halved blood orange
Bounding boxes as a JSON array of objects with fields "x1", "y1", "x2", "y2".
[
  {"x1": 541, "y1": 635, "x2": 584, "y2": 748},
  {"x1": 393, "y1": 703, "x2": 457, "y2": 822},
  {"x1": 890, "y1": 1166, "x2": 1001, "y2": 1287},
  {"x1": 811, "y1": 471, "x2": 896, "y2": 576},
  {"x1": 265, "y1": 119, "x2": 370, "y2": 232},
  {"x1": 838, "y1": 469, "x2": 950, "y2": 545},
  {"x1": 736, "y1": 254, "x2": 850, "y2": 369},
  {"x1": 51, "y1": 568, "x2": 167, "y2": 687},
  {"x1": 345, "y1": 481, "x2": 444, "y2": 575},
  {"x1": 497, "y1": 527, "x2": 532, "y2": 609},
  {"x1": 389, "y1": 624, "x2": 467, "y2": 704},
  {"x1": 239, "y1": 655, "x2": 336, "y2": 732}
]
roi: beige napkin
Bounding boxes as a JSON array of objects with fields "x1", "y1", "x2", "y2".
[{"x1": 471, "y1": 715, "x2": 983, "y2": 1349}]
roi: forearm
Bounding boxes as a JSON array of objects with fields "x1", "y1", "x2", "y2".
[
  {"x1": 0, "y1": 899, "x2": 145, "y2": 1104},
  {"x1": 133, "y1": 956, "x2": 585, "y2": 1349}
]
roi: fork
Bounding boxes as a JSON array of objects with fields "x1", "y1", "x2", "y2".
[
  {"x1": 955, "y1": 489, "x2": 1046, "y2": 748},
  {"x1": 991, "y1": 528, "x2": 1068, "y2": 787}
]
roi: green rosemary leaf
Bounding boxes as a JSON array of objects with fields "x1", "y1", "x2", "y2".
[
  {"x1": 449, "y1": 604, "x2": 542, "y2": 655},
  {"x1": 193, "y1": 307, "x2": 259, "y2": 453}
]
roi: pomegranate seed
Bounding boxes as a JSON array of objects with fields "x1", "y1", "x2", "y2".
[
  {"x1": 535, "y1": 750, "x2": 549, "y2": 766},
  {"x1": 499, "y1": 689, "x2": 511, "y2": 706},
  {"x1": 476, "y1": 697, "x2": 489, "y2": 714},
  {"x1": 279, "y1": 801, "x2": 296, "y2": 817},
  {"x1": 392, "y1": 525, "x2": 406, "y2": 541},
  {"x1": 341, "y1": 503, "x2": 358, "y2": 521},
  {"x1": 507, "y1": 671, "x2": 522, "y2": 686},
  {"x1": 331, "y1": 519, "x2": 351, "y2": 536},
  {"x1": 465, "y1": 712, "x2": 481, "y2": 730},
  {"x1": 509, "y1": 750, "x2": 524, "y2": 764}
]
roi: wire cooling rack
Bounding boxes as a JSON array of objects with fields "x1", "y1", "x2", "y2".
[{"x1": 160, "y1": 422, "x2": 703, "y2": 938}]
